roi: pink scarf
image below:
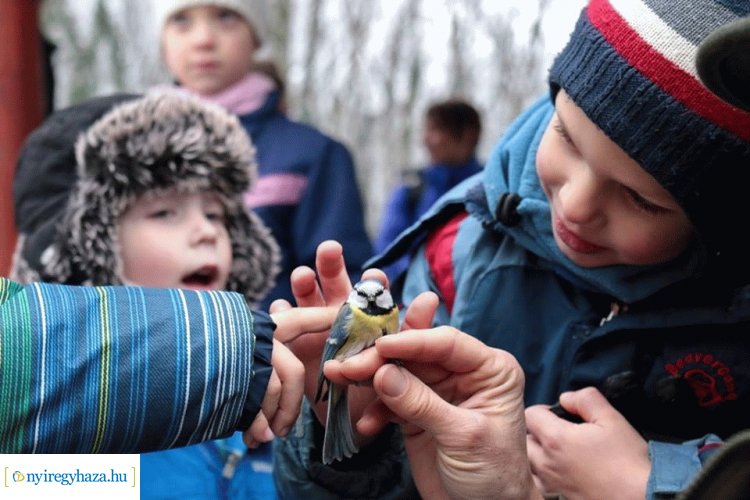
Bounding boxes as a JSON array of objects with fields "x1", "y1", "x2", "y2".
[{"x1": 198, "y1": 72, "x2": 276, "y2": 115}]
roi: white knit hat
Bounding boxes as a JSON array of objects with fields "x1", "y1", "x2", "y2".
[{"x1": 156, "y1": 0, "x2": 267, "y2": 46}]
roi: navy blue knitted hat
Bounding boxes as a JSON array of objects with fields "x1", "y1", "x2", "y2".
[{"x1": 549, "y1": 0, "x2": 750, "y2": 272}]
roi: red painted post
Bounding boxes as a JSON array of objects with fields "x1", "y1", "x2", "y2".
[{"x1": 0, "y1": 0, "x2": 44, "y2": 276}]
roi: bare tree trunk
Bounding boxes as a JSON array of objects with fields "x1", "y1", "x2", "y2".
[{"x1": 298, "y1": 0, "x2": 323, "y2": 121}]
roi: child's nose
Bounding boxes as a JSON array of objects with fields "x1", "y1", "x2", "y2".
[
  {"x1": 190, "y1": 213, "x2": 219, "y2": 244},
  {"x1": 558, "y1": 174, "x2": 603, "y2": 225},
  {"x1": 191, "y1": 21, "x2": 217, "y2": 46}
]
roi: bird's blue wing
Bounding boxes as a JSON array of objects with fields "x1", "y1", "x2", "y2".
[
  {"x1": 315, "y1": 304, "x2": 352, "y2": 402},
  {"x1": 320, "y1": 304, "x2": 352, "y2": 363}
]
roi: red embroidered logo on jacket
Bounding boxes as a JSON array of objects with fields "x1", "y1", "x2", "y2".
[{"x1": 664, "y1": 353, "x2": 738, "y2": 407}]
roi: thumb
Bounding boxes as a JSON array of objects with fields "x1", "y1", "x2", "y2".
[
  {"x1": 559, "y1": 387, "x2": 613, "y2": 423},
  {"x1": 373, "y1": 364, "x2": 460, "y2": 435}
]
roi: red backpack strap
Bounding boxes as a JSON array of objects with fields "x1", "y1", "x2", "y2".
[{"x1": 424, "y1": 211, "x2": 468, "y2": 315}]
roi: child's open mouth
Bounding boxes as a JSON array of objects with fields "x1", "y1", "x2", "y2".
[{"x1": 181, "y1": 265, "x2": 219, "y2": 289}]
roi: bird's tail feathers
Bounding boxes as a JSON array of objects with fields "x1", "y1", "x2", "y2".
[{"x1": 322, "y1": 384, "x2": 358, "y2": 464}]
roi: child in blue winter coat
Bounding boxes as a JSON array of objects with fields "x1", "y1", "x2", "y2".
[
  {"x1": 156, "y1": 0, "x2": 374, "y2": 311},
  {"x1": 273, "y1": 1, "x2": 750, "y2": 498},
  {"x1": 10, "y1": 91, "x2": 288, "y2": 496},
  {"x1": 375, "y1": 98, "x2": 483, "y2": 282}
]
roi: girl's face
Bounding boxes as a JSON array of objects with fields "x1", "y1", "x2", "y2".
[
  {"x1": 117, "y1": 189, "x2": 233, "y2": 291},
  {"x1": 536, "y1": 90, "x2": 695, "y2": 268},
  {"x1": 162, "y1": 5, "x2": 256, "y2": 95}
]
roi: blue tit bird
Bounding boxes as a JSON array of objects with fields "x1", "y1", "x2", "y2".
[{"x1": 314, "y1": 279, "x2": 400, "y2": 464}]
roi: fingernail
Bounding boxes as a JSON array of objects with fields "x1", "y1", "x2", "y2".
[
  {"x1": 264, "y1": 428, "x2": 276, "y2": 441},
  {"x1": 381, "y1": 366, "x2": 407, "y2": 397}
]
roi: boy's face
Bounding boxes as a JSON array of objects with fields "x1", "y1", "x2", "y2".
[
  {"x1": 536, "y1": 90, "x2": 694, "y2": 268},
  {"x1": 162, "y1": 5, "x2": 256, "y2": 95},
  {"x1": 117, "y1": 189, "x2": 233, "y2": 291},
  {"x1": 423, "y1": 118, "x2": 476, "y2": 165}
]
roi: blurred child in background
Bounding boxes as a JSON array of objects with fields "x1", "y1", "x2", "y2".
[
  {"x1": 156, "y1": 0, "x2": 374, "y2": 310},
  {"x1": 375, "y1": 98, "x2": 483, "y2": 282}
]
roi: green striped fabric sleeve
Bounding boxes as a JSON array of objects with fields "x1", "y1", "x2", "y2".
[{"x1": 0, "y1": 278, "x2": 257, "y2": 453}]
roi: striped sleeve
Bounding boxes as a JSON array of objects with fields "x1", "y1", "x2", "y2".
[{"x1": 0, "y1": 278, "x2": 263, "y2": 453}]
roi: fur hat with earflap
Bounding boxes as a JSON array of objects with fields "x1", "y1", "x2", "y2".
[{"x1": 12, "y1": 90, "x2": 280, "y2": 307}]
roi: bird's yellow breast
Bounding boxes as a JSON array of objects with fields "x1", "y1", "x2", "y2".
[{"x1": 349, "y1": 306, "x2": 400, "y2": 340}]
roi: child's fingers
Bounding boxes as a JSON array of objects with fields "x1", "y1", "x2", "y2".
[
  {"x1": 525, "y1": 404, "x2": 569, "y2": 441},
  {"x1": 290, "y1": 266, "x2": 325, "y2": 307},
  {"x1": 271, "y1": 306, "x2": 338, "y2": 343},
  {"x1": 266, "y1": 341, "x2": 305, "y2": 436},
  {"x1": 361, "y1": 268, "x2": 389, "y2": 288},
  {"x1": 269, "y1": 298, "x2": 292, "y2": 314},
  {"x1": 243, "y1": 412, "x2": 274, "y2": 449},
  {"x1": 314, "y1": 240, "x2": 353, "y2": 303},
  {"x1": 260, "y1": 368, "x2": 282, "y2": 429},
  {"x1": 558, "y1": 387, "x2": 613, "y2": 424}
]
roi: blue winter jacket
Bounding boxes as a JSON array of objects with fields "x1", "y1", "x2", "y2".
[
  {"x1": 240, "y1": 92, "x2": 374, "y2": 310},
  {"x1": 274, "y1": 97, "x2": 749, "y2": 499},
  {"x1": 141, "y1": 434, "x2": 276, "y2": 500},
  {"x1": 374, "y1": 158, "x2": 482, "y2": 281}
]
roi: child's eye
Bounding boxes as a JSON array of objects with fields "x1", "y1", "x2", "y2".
[
  {"x1": 167, "y1": 11, "x2": 191, "y2": 28},
  {"x1": 149, "y1": 209, "x2": 175, "y2": 219},
  {"x1": 205, "y1": 210, "x2": 225, "y2": 222},
  {"x1": 216, "y1": 9, "x2": 242, "y2": 23},
  {"x1": 624, "y1": 188, "x2": 667, "y2": 215},
  {"x1": 553, "y1": 121, "x2": 575, "y2": 148}
]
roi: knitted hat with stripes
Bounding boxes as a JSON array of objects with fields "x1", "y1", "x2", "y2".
[{"x1": 549, "y1": 0, "x2": 750, "y2": 273}]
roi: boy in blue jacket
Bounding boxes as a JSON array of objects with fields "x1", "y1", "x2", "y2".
[{"x1": 274, "y1": 1, "x2": 750, "y2": 498}]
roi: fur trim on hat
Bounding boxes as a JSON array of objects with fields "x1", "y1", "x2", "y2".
[
  {"x1": 12, "y1": 93, "x2": 140, "y2": 283},
  {"x1": 37, "y1": 90, "x2": 279, "y2": 306}
]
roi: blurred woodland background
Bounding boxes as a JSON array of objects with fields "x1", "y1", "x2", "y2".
[{"x1": 40, "y1": 0, "x2": 585, "y2": 234}]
